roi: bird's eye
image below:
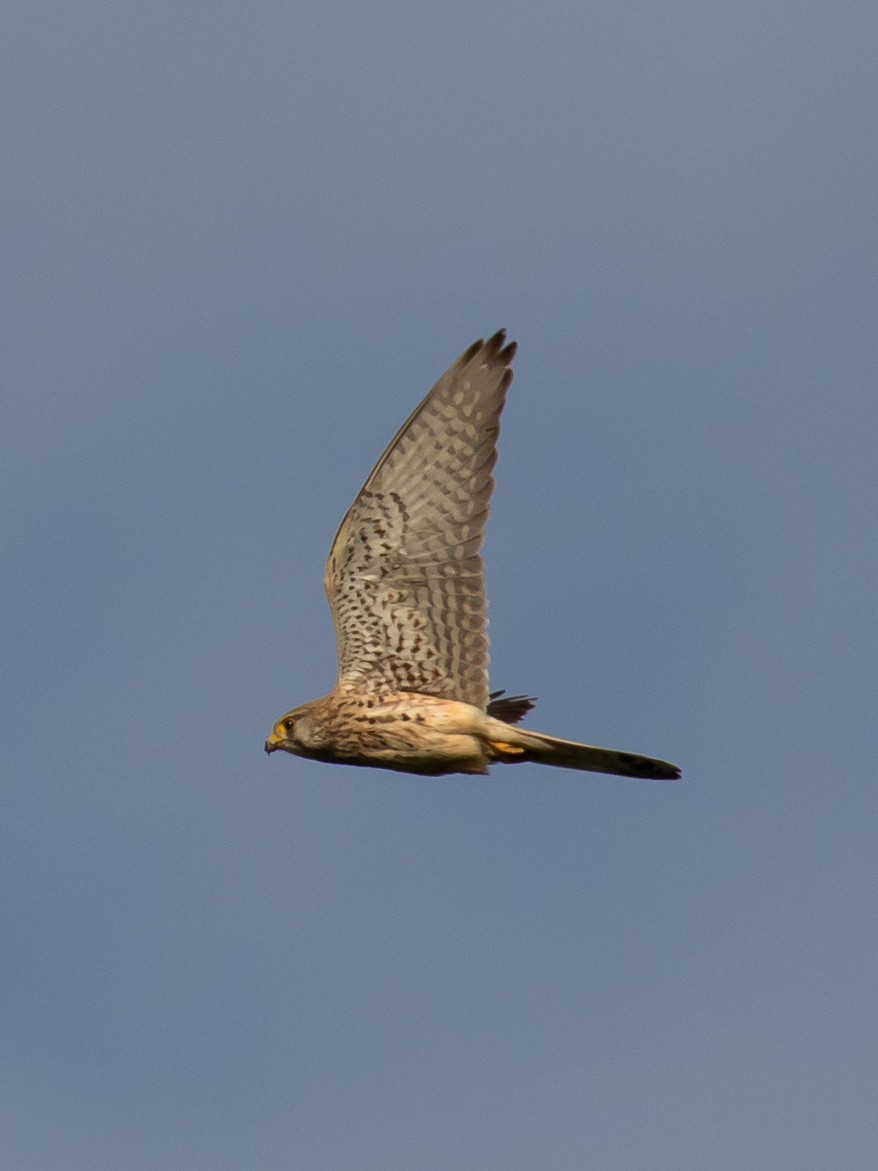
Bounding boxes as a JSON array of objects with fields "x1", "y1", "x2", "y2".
[{"x1": 283, "y1": 718, "x2": 295, "y2": 733}]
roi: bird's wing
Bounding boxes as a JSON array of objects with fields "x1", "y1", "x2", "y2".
[{"x1": 324, "y1": 330, "x2": 516, "y2": 708}]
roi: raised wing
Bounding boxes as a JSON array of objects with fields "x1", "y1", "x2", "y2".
[{"x1": 324, "y1": 330, "x2": 516, "y2": 708}]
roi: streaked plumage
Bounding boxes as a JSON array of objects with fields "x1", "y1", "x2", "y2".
[{"x1": 265, "y1": 331, "x2": 680, "y2": 780}]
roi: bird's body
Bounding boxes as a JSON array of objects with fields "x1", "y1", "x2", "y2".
[
  {"x1": 267, "y1": 691, "x2": 497, "y2": 776},
  {"x1": 265, "y1": 331, "x2": 680, "y2": 781}
]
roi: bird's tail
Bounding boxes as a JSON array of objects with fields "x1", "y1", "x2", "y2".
[{"x1": 484, "y1": 721, "x2": 680, "y2": 780}]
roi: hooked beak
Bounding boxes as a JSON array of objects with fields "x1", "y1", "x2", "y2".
[{"x1": 264, "y1": 740, "x2": 278, "y2": 755}]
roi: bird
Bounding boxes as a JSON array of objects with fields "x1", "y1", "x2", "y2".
[{"x1": 265, "y1": 331, "x2": 680, "y2": 780}]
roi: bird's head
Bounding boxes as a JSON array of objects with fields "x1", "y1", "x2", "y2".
[{"x1": 264, "y1": 702, "x2": 325, "y2": 758}]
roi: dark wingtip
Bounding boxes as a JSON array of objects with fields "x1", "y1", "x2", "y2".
[
  {"x1": 487, "y1": 689, "x2": 537, "y2": 724},
  {"x1": 481, "y1": 329, "x2": 517, "y2": 366}
]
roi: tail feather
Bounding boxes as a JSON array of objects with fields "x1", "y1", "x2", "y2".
[{"x1": 488, "y1": 724, "x2": 680, "y2": 780}]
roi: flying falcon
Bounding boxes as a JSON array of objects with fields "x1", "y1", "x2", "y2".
[{"x1": 265, "y1": 331, "x2": 680, "y2": 780}]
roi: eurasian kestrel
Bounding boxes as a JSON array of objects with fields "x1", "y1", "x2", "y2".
[{"x1": 265, "y1": 331, "x2": 680, "y2": 780}]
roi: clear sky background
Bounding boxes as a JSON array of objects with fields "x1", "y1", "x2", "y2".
[{"x1": 4, "y1": 3, "x2": 877, "y2": 1168}]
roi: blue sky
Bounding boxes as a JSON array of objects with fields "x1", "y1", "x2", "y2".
[{"x1": 4, "y1": 2, "x2": 877, "y2": 1167}]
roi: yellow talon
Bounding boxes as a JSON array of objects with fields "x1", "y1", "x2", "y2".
[{"x1": 491, "y1": 741, "x2": 526, "y2": 755}]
